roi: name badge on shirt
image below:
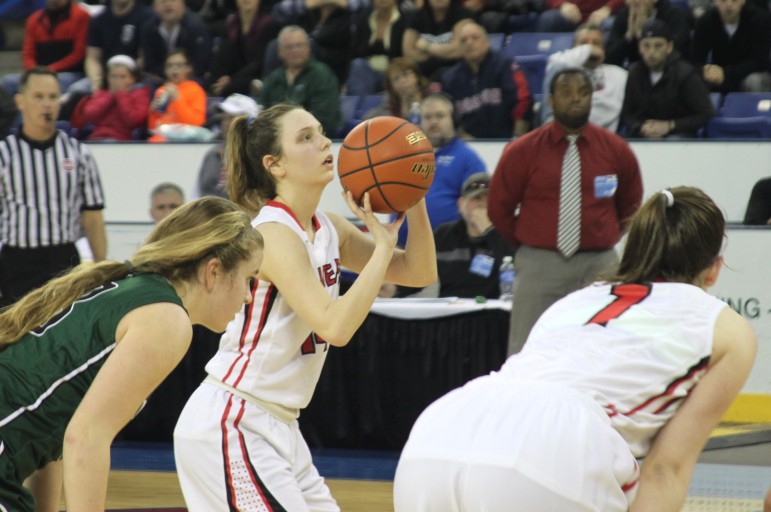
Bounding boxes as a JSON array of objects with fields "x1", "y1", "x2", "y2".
[
  {"x1": 469, "y1": 254, "x2": 495, "y2": 277},
  {"x1": 594, "y1": 174, "x2": 618, "y2": 198}
]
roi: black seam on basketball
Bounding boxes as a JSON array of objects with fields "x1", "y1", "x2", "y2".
[
  {"x1": 340, "y1": 120, "x2": 412, "y2": 149},
  {"x1": 337, "y1": 149, "x2": 436, "y2": 178},
  {"x1": 361, "y1": 182, "x2": 430, "y2": 191}
]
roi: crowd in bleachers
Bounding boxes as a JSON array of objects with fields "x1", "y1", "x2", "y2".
[{"x1": 0, "y1": 0, "x2": 770, "y2": 142}]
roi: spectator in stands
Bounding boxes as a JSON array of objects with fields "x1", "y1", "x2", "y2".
[
  {"x1": 1, "y1": 0, "x2": 91, "y2": 96},
  {"x1": 0, "y1": 89, "x2": 17, "y2": 139},
  {"x1": 621, "y1": 20, "x2": 714, "y2": 138},
  {"x1": 83, "y1": 0, "x2": 154, "y2": 92},
  {"x1": 691, "y1": 0, "x2": 771, "y2": 93},
  {"x1": 209, "y1": 0, "x2": 281, "y2": 97},
  {"x1": 196, "y1": 94, "x2": 260, "y2": 199},
  {"x1": 488, "y1": 67, "x2": 642, "y2": 355},
  {"x1": 433, "y1": 172, "x2": 516, "y2": 298},
  {"x1": 364, "y1": 57, "x2": 433, "y2": 119},
  {"x1": 743, "y1": 177, "x2": 771, "y2": 225},
  {"x1": 542, "y1": 23, "x2": 628, "y2": 132},
  {"x1": 476, "y1": 0, "x2": 543, "y2": 33},
  {"x1": 139, "y1": 0, "x2": 212, "y2": 85},
  {"x1": 345, "y1": 0, "x2": 408, "y2": 96},
  {"x1": 83, "y1": 55, "x2": 150, "y2": 141},
  {"x1": 397, "y1": 93, "x2": 487, "y2": 246},
  {"x1": 147, "y1": 49, "x2": 207, "y2": 140},
  {"x1": 298, "y1": 0, "x2": 353, "y2": 86},
  {"x1": 605, "y1": 0, "x2": 691, "y2": 68},
  {"x1": 271, "y1": 0, "x2": 370, "y2": 24},
  {"x1": 535, "y1": 0, "x2": 622, "y2": 32},
  {"x1": 149, "y1": 182, "x2": 186, "y2": 223},
  {"x1": 441, "y1": 20, "x2": 532, "y2": 138},
  {"x1": 260, "y1": 26, "x2": 341, "y2": 136},
  {"x1": 401, "y1": 0, "x2": 474, "y2": 81}
]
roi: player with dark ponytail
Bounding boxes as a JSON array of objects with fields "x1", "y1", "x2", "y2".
[{"x1": 395, "y1": 186, "x2": 755, "y2": 512}]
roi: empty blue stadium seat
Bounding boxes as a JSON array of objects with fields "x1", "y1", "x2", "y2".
[
  {"x1": 515, "y1": 54, "x2": 549, "y2": 100},
  {"x1": 359, "y1": 94, "x2": 386, "y2": 117},
  {"x1": 488, "y1": 32, "x2": 506, "y2": 50},
  {"x1": 706, "y1": 92, "x2": 771, "y2": 138},
  {"x1": 719, "y1": 92, "x2": 771, "y2": 117},
  {"x1": 338, "y1": 95, "x2": 361, "y2": 138}
]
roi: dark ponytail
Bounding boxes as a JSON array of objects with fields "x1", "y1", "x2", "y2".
[{"x1": 607, "y1": 186, "x2": 724, "y2": 285}]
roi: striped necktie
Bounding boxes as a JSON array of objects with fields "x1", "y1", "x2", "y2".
[{"x1": 557, "y1": 134, "x2": 581, "y2": 258}]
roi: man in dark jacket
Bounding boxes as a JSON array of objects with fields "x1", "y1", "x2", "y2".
[
  {"x1": 691, "y1": 0, "x2": 771, "y2": 93},
  {"x1": 621, "y1": 19, "x2": 714, "y2": 138},
  {"x1": 605, "y1": 0, "x2": 691, "y2": 68},
  {"x1": 139, "y1": 0, "x2": 212, "y2": 84}
]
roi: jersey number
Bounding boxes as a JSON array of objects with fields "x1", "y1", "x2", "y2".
[
  {"x1": 301, "y1": 332, "x2": 328, "y2": 355},
  {"x1": 586, "y1": 283, "x2": 652, "y2": 326}
]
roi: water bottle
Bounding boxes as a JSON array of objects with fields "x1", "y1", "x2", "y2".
[
  {"x1": 407, "y1": 101, "x2": 421, "y2": 125},
  {"x1": 155, "y1": 89, "x2": 171, "y2": 113},
  {"x1": 499, "y1": 256, "x2": 515, "y2": 301}
]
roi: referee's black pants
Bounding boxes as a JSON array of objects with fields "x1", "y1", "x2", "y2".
[{"x1": 0, "y1": 243, "x2": 80, "y2": 308}]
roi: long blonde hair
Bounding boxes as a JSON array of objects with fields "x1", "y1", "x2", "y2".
[{"x1": 0, "y1": 197, "x2": 263, "y2": 344}]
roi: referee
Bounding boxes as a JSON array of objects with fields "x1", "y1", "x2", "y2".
[{"x1": 0, "y1": 67, "x2": 106, "y2": 308}]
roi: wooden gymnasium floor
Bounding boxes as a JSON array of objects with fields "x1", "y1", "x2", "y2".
[{"x1": 75, "y1": 423, "x2": 771, "y2": 511}]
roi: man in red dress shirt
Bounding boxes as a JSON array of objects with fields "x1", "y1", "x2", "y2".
[{"x1": 488, "y1": 67, "x2": 643, "y2": 355}]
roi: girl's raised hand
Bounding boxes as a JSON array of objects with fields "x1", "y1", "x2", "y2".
[{"x1": 343, "y1": 191, "x2": 405, "y2": 249}]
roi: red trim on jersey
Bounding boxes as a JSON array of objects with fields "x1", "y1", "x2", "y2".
[
  {"x1": 608, "y1": 356, "x2": 710, "y2": 417},
  {"x1": 220, "y1": 395, "x2": 240, "y2": 511},
  {"x1": 621, "y1": 478, "x2": 639, "y2": 493},
  {"x1": 234, "y1": 400, "x2": 274, "y2": 511},
  {"x1": 265, "y1": 200, "x2": 320, "y2": 232},
  {"x1": 221, "y1": 279, "x2": 260, "y2": 383},
  {"x1": 230, "y1": 284, "x2": 278, "y2": 389}
]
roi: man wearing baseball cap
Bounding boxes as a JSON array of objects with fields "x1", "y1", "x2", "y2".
[
  {"x1": 430, "y1": 172, "x2": 515, "y2": 299},
  {"x1": 620, "y1": 19, "x2": 714, "y2": 138},
  {"x1": 195, "y1": 94, "x2": 260, "y2": 198}
]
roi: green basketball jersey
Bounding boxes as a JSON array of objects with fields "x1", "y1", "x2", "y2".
[{"x1": 0, "y1": 273, "x2": 184, "y2": 480}]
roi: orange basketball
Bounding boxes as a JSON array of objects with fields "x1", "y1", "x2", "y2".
[{"x1": 338, "y1": 116, "x2": 435, "y2": 214}]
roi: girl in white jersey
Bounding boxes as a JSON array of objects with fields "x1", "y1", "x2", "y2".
[
  {"x1": 394, "y1": 186, "x2": 757, "y2": 512},
  {"x1": 174, "y1": 104, "x2": 437, "y2": 511}
]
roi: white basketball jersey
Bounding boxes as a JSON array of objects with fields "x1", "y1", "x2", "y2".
[
  {"x1": 205, "y1": 201, "x2": 341, "y2": 412},
  {"x1": 499, "y1": 282, "x2": 727, "y2": 456}
]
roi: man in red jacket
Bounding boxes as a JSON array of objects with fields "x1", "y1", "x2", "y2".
[{"x1": 1, "y1": 0, "x2": 91, "y2": 95}]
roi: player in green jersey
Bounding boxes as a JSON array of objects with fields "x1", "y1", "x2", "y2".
[{"x1": 0, "y1": 197, "x2": 263, "y2": 512}]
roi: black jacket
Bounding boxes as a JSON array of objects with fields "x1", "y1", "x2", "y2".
[
  {"x1": 622, "y1": 50, "x2": 715, "y2": 137},
  {"x1": 691, "y1": 3, "x2": 771, "y2": 93}
]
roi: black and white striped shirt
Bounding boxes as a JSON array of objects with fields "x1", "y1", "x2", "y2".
[{"x1": 0, "y1": 130, "x2": 105, "y2": 248}]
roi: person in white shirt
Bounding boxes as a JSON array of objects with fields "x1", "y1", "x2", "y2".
[{"x1": 541, "y1": 23, "x2": 628, "y2": 132}]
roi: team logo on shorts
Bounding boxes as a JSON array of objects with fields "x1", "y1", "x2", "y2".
[{"x1": 62, "y1": 158, "x2": 75, "y2": 173}]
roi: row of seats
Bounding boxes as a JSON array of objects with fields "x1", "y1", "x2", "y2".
[{"x1": 706, "y1": 92, "x2": 771, "y2": 138}]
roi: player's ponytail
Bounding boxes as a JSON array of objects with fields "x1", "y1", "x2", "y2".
[
  {"x1": 0, "y1": 198, "x2": 262, "y2": 345},
  {"x1": 226, "y1": 104, "x2": 302, "y2": 214},
  {"x1": 607, "y1": 186, "x2": 724, "y2": 285}
]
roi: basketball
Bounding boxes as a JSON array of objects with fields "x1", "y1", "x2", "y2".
[{"x1": 338, "y1": 116, "x2": 436, "y2": 214}]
